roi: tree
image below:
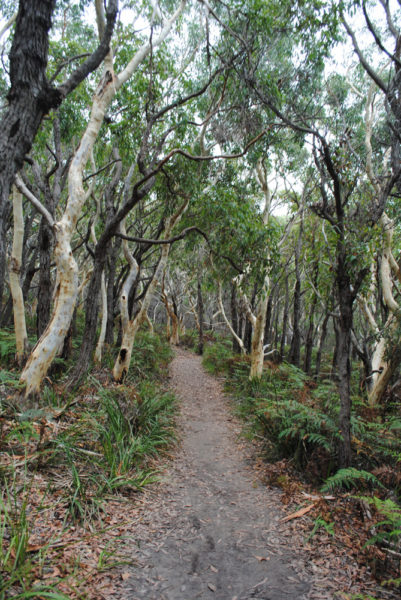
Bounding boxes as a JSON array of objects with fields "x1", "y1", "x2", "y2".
[{"x1": 0, "y1": 0, "x2": 118, "y2": 308}]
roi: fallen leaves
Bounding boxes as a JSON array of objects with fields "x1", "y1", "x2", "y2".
[{"x1": 281, "y1": 503, "x2": 316, "y2": 522}]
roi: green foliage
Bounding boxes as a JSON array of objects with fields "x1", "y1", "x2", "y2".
[
  {"x1": 51, "y1": 381, "x2": 176, "y2": 521},
  {"x1": 0, "y1": 474, "x2": 69, "y2": 600},
  {"x1": 321, "y1": 468, "x2": 382, "y2": 493},
  {"x1": 362, "y1": 496, "x2": 401, "y2": 552},
  {"x1": 305, "y1": 514, "x2": 335, "y2": 542},
  {"x1": 227, "y1": 359, "x2": 341, "y2": 468},
  {"x1": 127, "y1": 330, "x2": 173, "y2": 381},
  {"x1": 0, "y1": 330, "x2": 16, "y2": 363},
  {"x1": 202, "y1": 339, "x2": 234, "y2": 375}
]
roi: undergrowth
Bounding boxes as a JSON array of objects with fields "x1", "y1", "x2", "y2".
[
  {"x1": 202, "y1": 338, "x2": 401, "y2": 590},
  {"x1": 0, "y1": 328, "x2": 177, "y2": 598}
]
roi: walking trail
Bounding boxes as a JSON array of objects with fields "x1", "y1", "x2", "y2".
[{"x1": 116, "y1": 348, "x2": 364, "y2": 600}]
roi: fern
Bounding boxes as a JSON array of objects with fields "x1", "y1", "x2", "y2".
[{"x1": 321, "y1": 468, "x2": 383, "y2": 493}]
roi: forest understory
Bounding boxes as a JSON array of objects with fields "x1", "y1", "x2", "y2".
[{"x1": 0, "y1": 336, "x2": 400, "y2": 600}]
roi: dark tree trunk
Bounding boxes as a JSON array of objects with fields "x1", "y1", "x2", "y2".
[
  {"x1": 197, "y1": 276, "x2": 204, "y2": 355},
  {"x1": 36, "y1": 217, "x2": 54, "y2": 337},
  {"x1": 280, "y1": 273, "x2": 289, "y2": 360},
  {"x1": 105, "y1": 242, "x2": 119, "y2": 345},
  {"x1": 60, "y1": 308, "x2": 76, "y2": 360},
  {"x1": 244, "y1": 319, "x2": 252, "y2": 354},
  {"x1": 336, "y1": 275, "x2": 354, "y2": 468},
  {"x1": 289, "y1": 278, "x2": 301, "y2": 367},
  {"x1": 263, "y1": 293, "x2": 273, "y2": 347},
  {"x1": 273, "y1": 299, "x2": 280, "y2": 349},
  {"x1": 67, "y1": 255, "x2": 106, "y2": 385},
  {"x1": 0, "y1": 1, "x2": 58, "y2": 306},
  {"x1": 332, "y1": 316, "x2": 340, "y2": 378},
  {"x1": 0, "y1": 0, "x2": 117, "y2": 307},
  {"x1": 303, "y1": 294, "x2": 317, "y2": 375},
  {"x1": 289, "y1": 221, "x2": 303, "y2": 367}
]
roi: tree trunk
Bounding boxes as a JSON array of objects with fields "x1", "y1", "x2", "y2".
[
  {"x1": 303, "y1": 293, "x2": 317, "y2": 375},
  {"x1": 105, "y1": 241, "x2": 119, "y2": 345},
  {"x1": 197, "y1": 275, "x2": 204, "y2": 355},
  {"x1": 314, "y1": 312, "x2": 329, "y2": 379},
  {"x1": 280, "y1": 273, "x2": 289, "y2": 360},
  {"x1": 263, "y1": 293, "x2": 273, "y2": 347},
  {"x1": 95, "y1": 271, "x2": 107, "y2": 362},
  {"x1": 230, "y1": 283, "x2": 241, "y2": 353},
  {"x1": 20, "y1": 222, "x2": 79, "y2": 396},
  {"x1": 336, "y1": 266, "x2": 354, "y2": 469},
  {"x1": 289, "y1": 277, "x2": 301, "y2": 367},
  {"x1": 0, "y1": 0, "x2": 57, "y2": 307},
  {"x1": 9, "y1": 186, "x2": 29, "y2": 364},
  {"x1": 36, "y1": 215, "x2": 54, "y2": 337}
]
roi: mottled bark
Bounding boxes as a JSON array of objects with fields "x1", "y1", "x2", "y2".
[
  {"x1": 9, "y1": 186, "x2": 29, "y2": 364},
  {"x1": 0, "y1": 0, "x2": 118, "y2": 307}
]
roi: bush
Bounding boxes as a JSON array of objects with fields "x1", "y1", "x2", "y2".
[{"x1": 202, "y1": 339, "x2": 234, "y2": 374}]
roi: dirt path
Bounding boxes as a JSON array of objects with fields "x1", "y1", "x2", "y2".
[{"x1": 115, "y1": 349, "x2": 359, "y2": 600}]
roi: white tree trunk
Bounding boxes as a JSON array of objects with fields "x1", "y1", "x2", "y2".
[
  {"x1": 217, "y1": 280, "x2": 246, "y2": 354},
  {"x1": 113, "y1": 199, "x2": 188, "y2": 380},
  {"x1": 249, "y1": 158, "x2": 272, "y2": 379},
  {"x1": 365, "y1": 214, "x2": 399, "y2": 405},
  {"x1": 18, "y1": 2, "x2": 186, "y2": 396},
  {"x1": 8, "y1": 185, "x2": 29, "y2": 365}
]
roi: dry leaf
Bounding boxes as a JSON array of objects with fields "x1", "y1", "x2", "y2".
[
  {"x1": 210, "y1": 565, "x2": 218, "y2": 573},
  {"x1": 255, "y1": 555, "x2": 268, "y2": 562},
  {"x1": 281, "y1": 503, "x2": 315, "y2": 522},
  {"x1": 208, "y1": 583, "x2": 216, "y2": 592},
  {"x1": 121, "y1": 572, "x2": 131, "y2": 581}
]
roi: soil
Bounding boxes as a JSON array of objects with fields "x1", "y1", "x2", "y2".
[{"x1": 114, "y1": 348, "x2": 390, "y2": 600}]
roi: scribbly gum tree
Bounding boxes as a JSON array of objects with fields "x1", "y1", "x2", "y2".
[
  {"x1": 8, "y1": 186, "x2": 29, "y2": 365},
  {"x1": 248, "y1": 159, "x2": 273, "y2": 379},
  {"x1": 113, "y1": 198, "x2": 189, "y2": 381},
  {"x1": 355, "y1": 83, "x2": 401, "y2": 406},
  {"x1": 17, "y1": 0, "x2": 187, "y2": 397},
  {"x1": 0, "y1": 0, "x2": 118, "y2": 309}
]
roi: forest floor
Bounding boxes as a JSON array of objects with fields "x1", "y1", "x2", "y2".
[{"x1": 111, "y1": 348, "x2": 394, "y2": 600}]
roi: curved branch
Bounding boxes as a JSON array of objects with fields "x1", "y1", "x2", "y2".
[
  {"x1": 57, "y1": 0, "x2": 118, "y2": 99},
  {"x1": 342, "y1": 14, "x2": 388, "y2": 93},
  {"x1": 14, "y1": 174, "x2": 55, "y2": 228}
]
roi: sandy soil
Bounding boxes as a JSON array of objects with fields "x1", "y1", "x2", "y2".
[{"x1": 115, "y1": 349, "x2": 380, "y2": 600}]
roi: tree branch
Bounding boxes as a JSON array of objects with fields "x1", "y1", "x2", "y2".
[
  {"x1": 57, "y1": 0, "x2": 118, "y2": 99},
  {"x1": 341, "y1": 14, "x2": 388, "y2": 93},
  {"x1": 14, "y1": 174, "x2": 55, "y2": 228}
]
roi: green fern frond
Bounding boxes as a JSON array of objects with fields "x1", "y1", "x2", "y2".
[{"x1": 321, "y1": 468, "x2": 382, "y2": 493}]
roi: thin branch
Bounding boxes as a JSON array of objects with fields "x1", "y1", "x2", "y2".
[
  {"x1": 14, "y1": 174, "x2": 55, "y2": 228},
  {"x1": 342, "y1": 14, "x2": 388, "y2": 93},
  {"x1": 83, "y1": 158, "x2": 122, "y2": 182}
]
